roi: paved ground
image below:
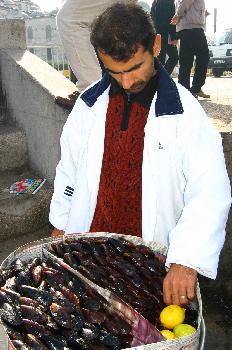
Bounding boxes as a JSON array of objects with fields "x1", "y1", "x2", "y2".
[
  {"x1": 0, "y1": 75, "x2": 231, "y2": 349},
  {"x1": 199, "y1": 75, "x2": 232, "y2": 132}
]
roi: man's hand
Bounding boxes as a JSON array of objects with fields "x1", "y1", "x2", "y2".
[
  {"x1": 170, "y1": 15, "x2": 179, "y2": 25},
  {"x1": 163, "y1": 264, "x2": 197, "y2": 305},
  {"x1": 51, "y1": 228, "x2": 65, "y2": 237},
  {"x1": 169, "y1": 40, "x2": 178, "y2": 46}
]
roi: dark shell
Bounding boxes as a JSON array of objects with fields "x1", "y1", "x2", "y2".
[
  {"x1": 82, "y1": 308, "x2": 106, "y2": 324},
  {"x1": 101, "y1": 242, "x2": 117, "y2": 257},
  {"x1": 50, "y1": 242, "x2": 65, "y2": 257},
  {"x1": 72, "y1": 251, "x2": 92, "y2": 265},
  {"x1": 60, "y1": 286, "x2": 80, "y2": 307},
  {"x1": 31, "y1": 265, "x2": 43, "y2": 286},
  {"x1": 21, "y1": 318, "x2": 45, "y2": 338},
  {"x1": 45, "y1": 258, "x2": 67, "y2": 274},
  {"x1": 46, "y1": 315, "x2": 60, "y2": 331},
  {"x1": 99, "y1": 330, "x2": 121, "y2": 348},
  {"x1": 62, "y1": 242, "x2": 72, "y2": 254},
  {"x1": 63, "y1": 252, "x2": 80, "y2": 269},
  {"x1": 1, "y1": 287, "x2": 20, "y2": 303},
  {"x1": 67, "y1": 278, "x2": 86, "y2": 298},
  {"x1": 20, "y1": 304, "x2": 48, "y2": 323},
  {"x1": 81, "y1": 296, "x2": 102, "y2": 311},
  {"x1": 51, "y1": 290, "x2": 74, "y2": 313},
  {"x1": 20, "y1": 285, "x2": 53, "y2": 307},
  {"x1": 15, "y1": 272, "x2": 32, "y2": 291},
  {"x1": 72, "y1": 309, "x2": 84, "y2": 331},
  {"x1": 66, "y1": 336, "x2": 91, "y2": 349},
  {"x1": 1, "y1": 303, "x2": 22, "y2": 326},
  {"x1": 26, "y1": 258, "x2": 42, "y2": 274},
  {"x1": 43, "y1": 270, "x2": 67, "y2": 290},
  {"x1": 50, "y1": 303, "x2": 74, "y2": 329},
  {"x1": 19, "y1": 296, "x2": 40, "y2": 308},
  {"x1": 108, "y1": 238, "x2": 127, "y2": 254},
  {"x1": 123, "y1": 251, "x2": 145, "y2": 267},
  {"x1": 77, "y1": 265, "x2": 107, "y2": 284},
  {"x1": 72, "y1": 241, "x2": 92, "y2": 254},
  {"x1": 25, "y1": 334, "x2": 49, "y2": 350},
  {"x1": 81, "y1": 322, "x2": 100, "y2": 340},
  {"x1": 10, "y1": 340, "x2": 31, "y2": 350},
  {"x1": 2, "y1": 323, "x2": 24, "y2": 341},
  {"x1": 41, "y1": 333, "x2": 68, "y2": 350},
  {"x1": 108, "y1": 277, "x2": 129, "y2": 296},
  {"x1": 4, "y1": 276, "x2": 17, "y2": 290},
  {"x1": 0, "y1": 290, "x2": 11, "y2": 306}
]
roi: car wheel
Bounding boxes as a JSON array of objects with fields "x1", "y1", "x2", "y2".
[{"x1": 212, "y1": 68, "x2": 224, "y2": 77}]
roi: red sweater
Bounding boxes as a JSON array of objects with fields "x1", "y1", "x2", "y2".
[{"x1": 90, "y1": 75, "x2": 158, "y2": 237}]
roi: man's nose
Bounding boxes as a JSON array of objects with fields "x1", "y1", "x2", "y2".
[{"x1": 121, "y1": 72, "x2": 134, "y2": 90}]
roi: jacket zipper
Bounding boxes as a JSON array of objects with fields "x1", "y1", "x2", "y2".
[{"x1": 121, "y1": 93, "x2": 131, "y2": 131}]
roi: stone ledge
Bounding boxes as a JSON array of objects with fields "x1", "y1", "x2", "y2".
[{"x1": 1, "y1": 48, "x2": 76, "y2": 101}]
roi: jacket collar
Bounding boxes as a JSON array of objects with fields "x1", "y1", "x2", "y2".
[{"x1": 81, "y1": 60, "x2": 183, "y2": 117}]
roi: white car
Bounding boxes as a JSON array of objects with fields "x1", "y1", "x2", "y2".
[{"x1": 208, "y1": 28, "x2": 232, "y2": 77}]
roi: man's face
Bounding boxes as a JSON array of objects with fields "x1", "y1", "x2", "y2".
[{"x1": 98, "y1": 45, "x2": 156, "y2": 94}]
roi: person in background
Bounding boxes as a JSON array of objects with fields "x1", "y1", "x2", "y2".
[
  {"x1": 55, "y1": 0, "x2": 137, "y2": 108},
  {"x1": 151, "y1": 0, "x2": 178, "y2": 75},
  {"x1": 171, "y1": 0, "x2": 210, "y2": 98},
  {"x1": 49, "y1": 3, "x2": 231, "y2": 306}
]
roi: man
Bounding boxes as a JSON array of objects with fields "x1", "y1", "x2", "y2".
[
  {"x1": 171, "y1": 0, "x2": 210, "y2": 98},
  {"x1": 55, "y1": 0, "x2": 137, "y2": 108},
  {"x1": 50, "y1": 3, "x2": 231, "y2": 306},
  {"x1": 151, "y1": 0, "x2": 179, "y2": 75}
]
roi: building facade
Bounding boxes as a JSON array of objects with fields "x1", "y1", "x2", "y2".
[{"x1": 0, "y1": 0, "x2": 69, "y2": 77}]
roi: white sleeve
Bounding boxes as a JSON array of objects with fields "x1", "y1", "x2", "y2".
[
  {"x1": 166, "y1": 94, "x2": 231, "y2": 279},
  {"x1": 49, "y1": 111, "x2": 81, "y2": 231}
]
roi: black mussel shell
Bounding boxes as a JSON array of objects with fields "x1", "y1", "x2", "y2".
[
  {"x1": 20, "y1": 285, "x2": 53, "y2": 307},
  {"x1": 68, "y1": 278, "x2": 86, "y2": 298},
  {"x1": 20, "y1": 304, "x2": 48, "y2": 323},
  {"x1": 81, "y1": 322, "x2": 100, "y2": 340},
  {"x1": 50, "y1": 303, "x2": 74, "y2": 329},
  {"x1": 26, "y1": 334, "x2": 49, "y2": 350},
  {"x1": 2, "y1": 323, "x2": 24, "y2": 341},
  {"x1": 21, "y1": 319, "x2": 45, "y2": 338},
  {"x1": 10, "y1": 340, "x2": 31, "y2": 350},
  {"x1": 16, "y1": 272, "x2": 32, "y2": 291},
  {"x1": 41, "y1": 334, "x2": 69, "y2": 350},
  {"x1": 1, "y1": 302, "x2": 22, "y2": 326},
  {"x1": 99, "y1": 330, "x2": 121, "y2": 348},
  {"x1": 81, "y1": 296, "x2": 102, "y2": 311}
]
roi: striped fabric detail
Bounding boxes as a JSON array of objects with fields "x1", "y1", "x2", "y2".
[{"x1": 64, "y1": 186, "x2": 74, "y2": 197}]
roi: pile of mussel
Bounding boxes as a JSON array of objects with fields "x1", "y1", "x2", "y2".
[{"x1": 0, "y1": 236, "x2": 179, "y2": 349}]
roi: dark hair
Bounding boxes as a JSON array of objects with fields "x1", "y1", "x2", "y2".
[{"x1": 90, "y1": 3, "x2": 156, "y2": 61}]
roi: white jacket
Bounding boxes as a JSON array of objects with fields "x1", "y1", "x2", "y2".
[{"x1": 49, "y1": 65, "x2": 231, "y2": 279}]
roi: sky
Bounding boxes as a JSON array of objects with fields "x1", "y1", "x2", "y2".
[{"x1": 33, "y1": 0, "x2": 231, "y2": 34}]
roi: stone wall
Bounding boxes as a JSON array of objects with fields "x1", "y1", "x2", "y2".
[{"x1": 0, "y1": 19, "x2": 76, "y2": 182}]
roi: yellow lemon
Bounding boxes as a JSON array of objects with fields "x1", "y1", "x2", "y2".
[
  {"x1": 161, "y1": 329, "x2": 176, "y2": 340},
  {"x1": 173, "y1": 323, "x2": 196, "y2": 338},
  {"x1": 160, "y1": 305, "x2": 185, "y2": 329}
]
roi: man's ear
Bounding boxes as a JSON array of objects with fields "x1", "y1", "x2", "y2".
[{"x1": 153, "y1": 34, "x2": 161, "y2": 57}]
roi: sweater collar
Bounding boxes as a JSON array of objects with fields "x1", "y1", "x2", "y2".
[{"x1": 81, "y1": 59, "x2": 183, "y2": 117}]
